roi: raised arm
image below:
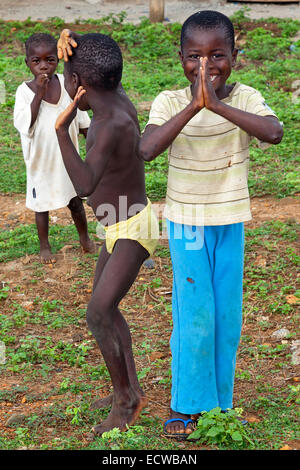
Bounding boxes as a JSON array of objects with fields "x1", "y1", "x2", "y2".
[
  {"x1": 55, "y1": 87, "x2": 113, "y2": 197},
  {"x1": 201, "y1": 57, "x2": 283, "y2": 144}
]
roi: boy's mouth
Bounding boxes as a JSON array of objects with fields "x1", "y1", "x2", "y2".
[{"x1": 210, "y1": 75, "x2": 217, "y2": 82}]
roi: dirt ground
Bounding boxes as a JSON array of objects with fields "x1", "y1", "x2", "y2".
[
  {"x1": 0, "y1": 191, "x2": 299, "y2": 450},
  {"x1": 0, "y1": 193, "x2": 299, "y2": 232},
  {"x1": 1, "y1": 0, "x2": 300, "y2": 23}
]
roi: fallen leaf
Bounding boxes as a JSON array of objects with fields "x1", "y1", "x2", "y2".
[
  {"x1": 22, "y1": 255, "x2": 31, "y2": 265},
  {"x1": 150, "y1": 351, "x2": 164, "y2": 362},
  {"x1": 286, "y1": 295, "x2": 299, "y2": 305},
  {"x1": 292, "y1": 377, "x2": 299, "y2": 382},
  {"x1": 280, "y1": 445, "x2": 293, "y2": 450},
  {"x1": 247, "y1": 416, "x2": 261, "y2": 423},
  {"x1": 21, "y1": 397, "x2": 26, "y2": 403},
  {"x1": 22, "y1": 301, "x2": 33, "y2": 311},
  {"x1": 254, "y1": 255, "x2": 267, "y2": 267}
]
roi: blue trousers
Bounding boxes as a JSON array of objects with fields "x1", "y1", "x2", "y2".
[{"x1": 166, "y1": 220, "x2": 244, "y2": 414}]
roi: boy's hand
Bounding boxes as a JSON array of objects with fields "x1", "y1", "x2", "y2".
[
  {"x1": 36, "y1": 73, "x2": 50, "y2": 97},
  {"x1": 191, "y1": 58, "x2": 204, "y2": 112},
  {"x1": 57, "y1": 29, "x2": 78, "y2": 61},
  {"x1": 201, "y1": 57, "x2": 219, "y2": 111},
  {"x1": 55, "y1": 86, "x2": 86, "y2": 131}
]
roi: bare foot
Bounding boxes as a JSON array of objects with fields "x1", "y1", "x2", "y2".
[
  {"x1": 164, "y1": 409, "x2": 195, "y2": 436},
  {"x1": 92, "y1": 395, "x2": 148, "y2": 436},
  {"x1": 40, "y1": 246, "x2": 56, "y2": 264},
  {"x1": 91, "y1": 394, "x2": 113, "y2": 410},
  {"x1": 91, "y1": 389, "x2": 146, "y2": 410},
  {"x1": 80, "y1": 237, "x2": 96, "y2": 254}
]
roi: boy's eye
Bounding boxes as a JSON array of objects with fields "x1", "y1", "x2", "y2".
[
  {"x1": 189, "y1": 54, "x2": 200, "y2": 60},
  {"x1": 212, "y1": 54, "x2": 224, "y2": 60}
]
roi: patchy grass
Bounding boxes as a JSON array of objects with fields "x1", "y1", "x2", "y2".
[
  {"x1": 0, "y1": 218, "x2": 299, "y2": 450},
  {"x1": 0, "y1": 13, "x2": 299, "y2": 450}
]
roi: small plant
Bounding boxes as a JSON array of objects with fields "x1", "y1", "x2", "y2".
[
  {"x1": 0, "y1": 285, "x2": 9, "y2": 300},
  {"x1": 188, "y1": 407, "x2": 254, "y2": 449},
  {"x1": 65, "y1": 402, "x2": 90, "y2": 426},
  {"x1": 100, "y1": 425, "x2": 145, "y2": 450}
]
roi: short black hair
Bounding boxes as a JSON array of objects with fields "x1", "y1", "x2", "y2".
[
  {"x1": 65, "y1": 33, "x2": 123, "y2": 91},
  {"x1": 25, "y1": 33, "x2": 57, "y2": 56},
  {"x1": 181, "y1": 10, "x2": 235, "y2": 52}
]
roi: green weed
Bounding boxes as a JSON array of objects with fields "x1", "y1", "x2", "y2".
[{"x1": 188, "y1": 407, "x2": 254, "y2": 449}]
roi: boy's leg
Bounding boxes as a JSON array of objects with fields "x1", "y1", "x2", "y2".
[
  {"x1": 165, "y1": 221, "x2": 219, "y2": 435},
  {"x1": 86, "y1": 238, "x2": 148, "y2": 435},
  {"x1": 91, "y1": 243, "x2": 145, "y2": 410},
  {"x1": 213, "y1": 223, "x2": 244, "y2": 410},
  {"x1": 67, "y1": 196, "x2": 95, "y2": 253},
  {"x1": 35, "y1": 211, "x2": 56, "y2": 264}
]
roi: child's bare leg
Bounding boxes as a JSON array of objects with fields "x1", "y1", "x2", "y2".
[
  {"x1": 91, "y1": 311, "x2": 145, "y2": 409},
  {"x1": 86, "y1": 239, "x2": 148, "y2": 435},
  {"x1": 35, "y1": 211, "x2": 56, "y2": 264},
  {"x1": 91, "y1": 247, "x2": 146, "y2": 409},
  {"x1": 68, "y1": 196, "x2": 95, "y2": 253}
]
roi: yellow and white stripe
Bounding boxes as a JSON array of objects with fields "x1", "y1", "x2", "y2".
[{"x1": 146, "y1": 82, "x2": 277, "y2": 226}]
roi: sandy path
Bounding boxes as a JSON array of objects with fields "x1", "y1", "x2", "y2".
[{"x1": 1, "y1": 0, "x2": 300, "y2": 23}]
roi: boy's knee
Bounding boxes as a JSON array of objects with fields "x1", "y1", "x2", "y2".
[
  {"x1": 86, "y1": 297, "x2": 113, "y2": 331},
  {"x1": 68, "y1": 196, "x2": 84, "y2": 213}
]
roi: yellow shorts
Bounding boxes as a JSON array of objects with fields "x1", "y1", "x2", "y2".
[{"x1": 104, "y1": 199, "x2": 159, "y2": 257}]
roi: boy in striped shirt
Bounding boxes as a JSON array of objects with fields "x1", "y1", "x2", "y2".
[{"x1": 140, "y1": 10, "x2": 283, "y2": 439}]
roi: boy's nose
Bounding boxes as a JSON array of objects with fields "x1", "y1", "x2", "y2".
[{"x1": 40, "y1": 61, "x2": 48, "y2": 70}]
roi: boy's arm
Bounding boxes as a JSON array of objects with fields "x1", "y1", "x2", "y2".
[
  {"x1": 201, "y1": 57, "x2": 283, "y2": 144},
  {"x1": 140, "y1": 59, "x2": 204, "y2": 162},
  {"x1": 55, "y1": 87, "x2": 112, "y2": 197},
  {"x1": 30, "y1": 74, "x2": 50, "y2": 127}
]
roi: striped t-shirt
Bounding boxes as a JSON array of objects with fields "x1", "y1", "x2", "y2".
[{"x1": 146, "y1": 82, "x2": 277, "y2": 226}]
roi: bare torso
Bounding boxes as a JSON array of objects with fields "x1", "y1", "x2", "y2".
[{"x1": 86, "y1": 89, "x2": 147, "y2": 224}]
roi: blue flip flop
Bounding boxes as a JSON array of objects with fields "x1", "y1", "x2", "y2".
[{"x1": 163, "y1": 418, "x2": 196, "y2": 440}]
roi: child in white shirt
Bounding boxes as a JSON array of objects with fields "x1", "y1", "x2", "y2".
[{"x1": 14, "y1": 33, "x2": 94, "y2": 263}]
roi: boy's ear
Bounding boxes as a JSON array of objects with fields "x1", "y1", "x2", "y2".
[
  {"x1": 72, "y1": 72, "x2": 80, "y2": 89},
  {"x1": 232, "y1": 48, "x2": 238, "y2": 66},
  {"x1": 178, "y1": 50, "x2": 184, "y2": 67}
]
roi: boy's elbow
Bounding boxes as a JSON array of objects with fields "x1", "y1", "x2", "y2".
[
  {"x1": 270, "y1": 125, "x2": 283, "y2": 145},
  {"x1": 139, "y1": 150, "x2": 152, "y2": 162},
  {"x1": 77, "y1": 186, "x2": 93, "y2": 198},
  {"x1": 77, "y1": 189, "x2": 88, "y2": 198},
  {"x1": 139, "y1": 144, "x2": 154, "y2": 162}
]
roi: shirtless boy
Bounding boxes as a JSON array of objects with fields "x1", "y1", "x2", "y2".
[{"x1": 55, "y1": 33, "x2": 159, "y2": 435}]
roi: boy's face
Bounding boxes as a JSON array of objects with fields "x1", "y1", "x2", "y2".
[
  {"x1": 179, "y1": 27, "x2": 237, "y2": 99},
  {"x1": 26, "y1": 43, "x2": 58, "y2": 79}
]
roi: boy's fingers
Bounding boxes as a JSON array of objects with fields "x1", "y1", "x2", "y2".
[
  {"x1": 63, "y1": 47, "x2": 69, "y2": 62},
  {"x1": 70, "y1": 38, "x2": 78, "y2": 48},
  {"x1": 67, "y1": 44, "x2": 73, "y2": 57},
  {"x1": 75, "y1": 87, "x2": 86, "y2": 102}
]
